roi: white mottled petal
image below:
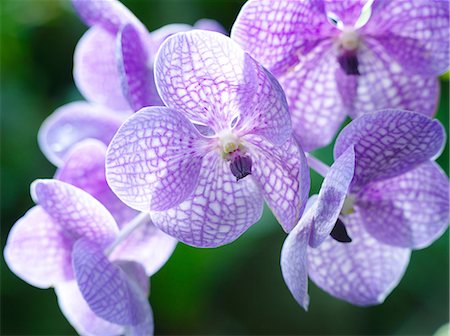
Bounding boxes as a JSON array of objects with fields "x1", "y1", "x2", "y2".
[
  {"x1": 308, "y1": 212, "x2": 411, "y2": 306},
  {"x1": 279, "y1": 40, "x2": 348, "y2": 151},
  {"x1": 4, "y1": 206, "x2": 74, "y2": 288},
  {"x1": 151, "y1": 151, "x2": 264, "y2": 248},
  {"x1": 32, "y1": 179, "x2": 119, "y2": 248},
  {"x1": 110, "y1": 217, "x2": 177, "y2": 276},
  {"x1": 334, "y1": 110, "x2": 446, "y2": 191},
  {"x1": 38, "y1": 101, "x2": 127, "y2": 167},
  {"x1": 231, "y1": 0, "x2": 332, "y2": 76},
  {"x1": 309, "y1": 146, "x2": 355, "y2": 247},
  {"x1": 281, "y1": 207, "x2": 313, "y2": 310},
  {"x1": 358, "y1": 161, "x2": 450, "y2": 249},
  {"x1": 106, "y1": 107, "x2": 205, "y2": 212},
  {"x1": 247, "y1": 135, "x2": 310, "y2": 232},
  {"x1": 56, "y1": 281, "x2": 124, "y2": 336},
  {"x1": 154, "y1": 30, "x2": 258, "y2": 132},
  {"x1": 347, "y1": 39, "x2": 440, "y2": 119},
  {"x1": 74, "y1": 27, "x2": 130, "y2": 111},
  {"x1": 73, "y1": 238, "x2": 152, "y2": 330}
]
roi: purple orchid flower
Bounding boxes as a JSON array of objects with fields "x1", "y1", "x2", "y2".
[
  {"x1": 231, "y1": 0, "x2": 450, "y2": 151},
  {"x1": 106, "y1": 30, "x2": 310, "y2": 248},
  {"x1": 280, "y1": 109, "x2": 448, "y2": 309},
  {"x1": 57, "y1": 139, "x2": 177, "y2": 276},
  {"x1": 4, "y1": 180, "x2": 154, "y2": 335},
  {"x1": 72, "y1": 0, "x2": 226, "y2": 112}
]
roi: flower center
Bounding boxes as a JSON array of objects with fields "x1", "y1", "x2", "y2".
[
  {"x1": 341, "y1": 194, "x2": 356, "y2": 215},
  {"x1": 220, "y1": 132, "x2": 240, "y2": 154},
  {"x1": 218, "y1": 131, "x2": 252, "y2": 181},
  {"x1": 339, "y1": 28, "x2": 360, "y2": 51},
  {"x1": 337, "y1": 28, "x2": 361, "y2": 75}
]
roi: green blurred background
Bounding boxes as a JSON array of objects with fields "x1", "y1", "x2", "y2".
[{"x1": 1, "y1": 0, "x2": 448, "y2": 334}]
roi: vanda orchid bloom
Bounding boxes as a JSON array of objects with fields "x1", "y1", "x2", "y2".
[
  {"x1": 56, "y1": 139, "x2": 177, "y2": 276},
  {"x1": 281, "y1": 110, "x2": 449, "y2": 309},
  {"x1": 37, "y1": 0, "x2": 227, "y2": 167},
  {"x1": 106, "y1": 30, "x2": 310, "y2": 248},
  {"x1": 5, "y1": 138, "x2": 177, "y2": 335},
  {"x1": 231, "y1": 0, "x2": 450, "y2": 150},
  {"x1": 4, "y1": 180, "x2": 154, "y2": 335},
  {"x1": 71, "y1": 0, "x2": 226, "y2": 112}
]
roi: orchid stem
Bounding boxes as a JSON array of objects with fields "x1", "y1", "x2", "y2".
[
  {"x1": 105, "y1": 212, "x2": 149, "y2": 256},
  {"x1": 306, "y1": 154, "x2": 330, "y2": 177}
]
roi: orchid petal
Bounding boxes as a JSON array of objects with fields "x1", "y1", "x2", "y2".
[
  {"x1": 347, "y1": 39, "x2": 440, "y2": 119},
  {"x1": 334, "y1": 110, "x2": 446, "y2": 191},
  {"x1": 308, "y1": 212, "x2": 411, "y2": 306},
  {"x1": 74, "y1": 27, "x2": 130, "y2": 111},
  {"x1": 150, "y1": 23, "x2": 192, "y2": 49},
  {"x1": 323, "y1": 0, "x2": 371, "y2": 27},
  {"x1": 32, "y1": 179, "x2": 119, "y2": 248},
  {"x1": 194, "y1": 19, "x2": 227, "y2": 35},
  {"x1": 72, "y1": 238, "x2": 153, "y2": 330},
  {"x1": 279, "y1": 40, "x2": 348, "y2": 151},
  {"x1": 110, "y1": 217, "x2": 177, "y2": 276},
  {"x1": 155, "y1": 30, "x2": 292, "y2": 144},
  {"x1": 309, "y1": 146, "x2": 355, "y2": 247},
  {"x1": 56, "y1": 139, "x2": 137, "y2": 227},
  {"x1": 358, "y1": 161, "x2": 449, "y2": 249},
  {"x1": 38, "y1": 101, "x2": 126, "y2": 167},
  {"x1": 234, "y1": 66, "x2": 292, "y2": 146},
  {"x1": 151, "y1": 151, "x2": 264, "y2": 248},
  {"x1": 56, "y1": 281, "x2": 124, "y2": 336},
  {"x1": 366, "y1": 0, "x2": 449, "y2": 76},
  {"x1": 4, "y1": 206, "x2": 73, "y2": 288},
  {"x1": 118, "y1": 24, "x2": 162, "y2": 111},
  {"x1": 154, "y1": 31, "x2": 258, "y2": 134},
  {"x1": 71, "y1": 0, "x2": 144, "y2": 34},
  {"x1": 247, "y1": 135, "x2": 310, "y2": 232},
  {"x1": 280, "y1": 207, "x2": 314, "y2": 310},
  {"x1": 231, "y1": 0, "x2": 332, "y2": 76},
  {"x1": 106, "y1": 106, "x2": 205, "y2": 212}
]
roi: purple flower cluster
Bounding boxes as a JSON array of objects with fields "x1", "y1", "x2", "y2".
[{"x1": 4, "y1": 0, "x2": 450, "y2": 334}]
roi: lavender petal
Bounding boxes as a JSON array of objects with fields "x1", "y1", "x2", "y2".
[
  {"x1": 231, "y1": 0, "x2": 332, "y2": 76},
  {"x1": 110, "y1": 217, "x2": 177, "y2": 276},
  {"x1": 32, "y1": 179, "x2": 119, "y2": 248},
  {"x1": 38, "y1": 101, "x2": 127, "y2": 167},
  {"x1": 118, "y1": 24, "x2": 162, "y2": 111},
  {"x1": 357, "y1": 161, "x2": 449, "y2": 249},
  {"x1": 56, "y1": 139, "x2": 137, "y2": 227},
  {"x1": 155, "y1": 30, "x2": 269, "y2": 136},
  {"x1": 323, "y1": 0, "x2": 370, "y2": 27},
  {"x1": 72, "y1": 238, "x2": 152, "y2": 329},
  {"x1": 366, "y1": 0, "x2": 449, "y2": 76},
  {"x1": 309, "y1": 146, "x2": 355, "y2": 247},
  {"x1": 279, "y1": 40, "x2": 348, "y2": 151},
  {"x1": 56, "y1": 280, "x2": 124, "y2": 336},
  {"x1": 334, "y1": 109, "x2": 446, "y2": 191},
  {"x1": 347, "y1": 39, "x2": 440, "y2": 119},
  {"x1": 72, "y1": 0, "x2": 144, "y2": 34},
  {"x1": 280, "y1": 206, "x2": 314, "y2": 310},
  {"x1": 194, "y1": 19, "x2": 227, "y2": 35},
  {"x1": 234, "y1": 66, "x2": 292, "y2": 146},
  {"x1": 74, "y1": 27, "x2": 130, "y2": 111},
  {"x1": 4, "y1": 206, "x2": 73, "y2": 288},
  {"x1": 106, "y1": 106, "x2": 206, "y2": 212},
  {"x1": 308, "y1": 212, "x2": 411, "y2": 306},
  {"x1": 247, "y1": 135, "x2": 310, "y2": 232},
  {"x1": 151, "y1": 151, "x2": 264, "y2": 248}
]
